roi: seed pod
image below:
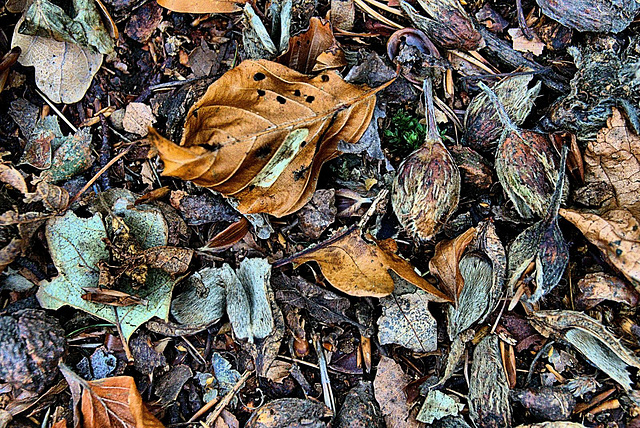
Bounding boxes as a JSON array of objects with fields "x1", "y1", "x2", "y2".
[
  {"x1": 536, "y1": 0, "x2": 640, "y2": 33},
  {"x1": 478, "y1": 82, "x2": 559, "y2": 219},
  {"x1": 392, "y1": 79, "x2": 460, "y2": 242},
  {"x1": 400, "y1": 0, "x2": 483, "y2": 51},
  {"x1": 464, "y1": 74, "x2": 541, "y2": 152},
  {"x1": 0, "y1": 309, "x2": 67, "y2": 394}
]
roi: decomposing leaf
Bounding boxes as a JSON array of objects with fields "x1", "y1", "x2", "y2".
[
  {"x1": 335, "y1": 382, "x2": 383, "y2": 428},
  {"x1": 60, "y1": 364, "x2": 164, "y2": 428},
  {"x1": 155, "y1": 365, "x2": 192, "y2": 407},
  {"x1": 246, "y1": 398, "x2": 332, "y2": 428},
  {"x1": 0, "y1": 239, "x2": 21, "y2": 273},
  {"x1": 429, "y1": 227, "x2": 476, "y2": 302},
  {"x1": 536, "y1": 0, "x2": 640, "y2": 33},
  {"x1": 416, "y1": 390, "x2": 464, "y2": 424},
  {"x1": 576, "y1": 272, "x2": 639, "y2": 309},
  {"x1": 289, "y1": 228, "x2": 450, "y2": 300},
  {"x1": 583, "y1": 108, "x2": 640, "y2": 215},
  {"x1": 122, "y1": 102, "x2": 155, "y2": 137},
  {"x1": 149, "y1": 59, "x2": 382, "y2": 217},
  {"x1": 508, "y1": 28, "x2": 545, "y2": 56},
  {"x1": 157, "y1": 0, "x2": 247, "y2": 14},
  {"x1": 37, "y1": 191, "x2": 176, "y2": 342},
  {"x1": 510, "y1": 387, "x2": 575, "y2": 421},
  {"x1": 373, "y1": 356, "x2": 421, "y2": 428},
  {"x1": 278, "y1": 17, "x2": 346, "y2": 74},
  {"x1": 560, "y1": 208, "x2": 640, "y2": 290},
  {"x1": 170, "y1": 267, "x2": 226, "y2": 329},
  {"x1": 19, "y1": 0, "x2": 114, "y2": 54},
  {"x1": 378, "y1": 288, "x2": 437, "y2": 352},
  {"x1": 516, "y1": 423, "x2": 586, "y2": 428},
  {"x1": 223, "y1": 258, "x2": 274, "y2": 342},
  {"x1": 81, "y1": 288, "x2": 148, "y2": 307},
  {"x1": 12, "y1": 18, "x2": 103, "y2": 104},
  {"x1": 530, "y1": 310, "x2": 640, "y2": 390},
  {"x1": 0, "y1": 163, "x2": 28, "y2": 195},
  {"x1": 40, "y1": 127, "x2": 95, "y2": 183},
  {"x1": 242, "y1": 4, "x2": 279, "y2": 59},
  {"x1": 468, "y1": 334, "x2": 512, "y2": 427},
  {"x1": 296, "y1": 189, "x2": 336, "y2": 240}
]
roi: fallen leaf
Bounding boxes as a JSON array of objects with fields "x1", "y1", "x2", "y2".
[
  {"x1": 278, "y1": 17, "x2": 346, "y2": 74},
  {"x1": 12, "y1": 17, "x2": 103, "y2": 104},
  {"x1": 289, "y1": 228, "x2": 450, "y2": 300},
  {"x1": 156, "y1": 0, "x2": 247, "y2": 14},
  {"x1": 0, "y1": 163, "x2": 27, "y2": 195},
  {"x1": 373, "y1": 356, "x2": 421, "y2": 428},
  {"x1": 246, "y1": 398, "x2": 332, "y2": 428},
  {"x1": 429, "y1": 227, "x2": 476, "y2": 302},
  {"x1": 81, "y1": 288, "x2": 149, "y2": 306},
  {"x1": 417, "y1": 390, "x2": 463, "y2": 424},
  {"x1": 242, "y1": 4, "x2": 279, "y2": 60},
  {"x1": 576, "y1": 272, "x2": 639, "y2": 309},
  {"x1": 335, "y1": 382, "x2": 383, "y2": 427},
  {"x1": 60, "y1": 364, "x2": 164, "y2": 428},
  {"x1": 583, "y1": 108, "x2": 640, "y2": 215},
  {"x1": 170, "y1": 267, "x2": 227, "y2": 328},
  {"x1": 149, "y1": 59, "x2": 382, "y2": 217},
  {"x1": 508, "y1": 27, "x2": 545, "y2": 56},
  {"x1": 378, "y1": 289, "x2": 437, "y2": 352},
  {"x1": 122, "y1": 103, "x2": 155, "y2": 137},
  {"x1": 40, "y1": 127, "x2": 95, "y2": 183},
  {"x1": 560, "y1": 208, "x2": 640, "y2": 289}
]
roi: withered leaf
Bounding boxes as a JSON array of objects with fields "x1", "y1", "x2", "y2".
[
  {"x1": 429, "y1": 226, "x2": 476, "y2": 302},
  {"x1": 60, "y1": 364, "x2": 164, "y2": 428},
  {"x1": 81, "y1": 288, "x2": 148, "y2": 307},
  {"x1": 560, "y1": 208, "x2": 640, "y2": 290},
  {"x1": 289, "y1": 228, "x2": 450, "y2": 300},
  {"x1": 583, "y1": 108, "x2": 640, "y2": 215},
  {"x1": 278, "y1": 17, "x2": 346, "y2": 74},
  {"x1": 576, "y1": 272, "x2": 639, "y2": 309},
  {"x1": 373, "y1": 356, "x2": 421, "y2": 428},
  {"x1": 149, "y1": 59, "x2": 381, "y2": 217},
  {"x1": 530, "y1": 310, "x2": 640, "y2": 390},
  {"x1": 157, "y1": 0, "x2": 247, "y2": 13},
  {"x1": 0, "y1": 163, "x2": 27, "y2": 195}
]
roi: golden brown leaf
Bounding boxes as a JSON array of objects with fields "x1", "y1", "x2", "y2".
[
  {"x1": 156, "y1": 0, "x2": 246, "y2": 14},
  {"x1": 429, "y1": 227, "x2": 476, "y2": 302},
  {"x1": 278, "y1": 17, "x2": 346, "y2": 74},
  {"x1": 149, "y1": 60, "x2": 380, "y2": 217},
  {"x1": 289, "y1": 228, "x2": 450, "y2": 300},
  {"x1": 560, "y1": 208, "x2": 640, "y2": 289},
  {"x1": 584, "y1": 108, "x2": 640, "y2": 215},
  {"x1": 0, "y1": 163, "x2": 28, "y2": 195},
  {"x1": 60, "y1": 364, "x2": 164, "y2": 428}
]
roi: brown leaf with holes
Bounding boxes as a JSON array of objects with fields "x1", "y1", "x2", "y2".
[
  {"x1": 156, "y1": 0, "x2": 247, "y2": 14},
  {"x1": 583, "y1": 108, "x2": 640, "y2": 215},
  {"x1": 429, "y1": 227, "x2": 476, "y2": 302},
  {"x1": 60, "y1": 364, "x2": 164, "y2": 428},
  {"x1": 289, "y1": 228, "x2": 450, "y2": 300},
  {"x1": 278, "y1": 17, "x2": 346, "y2": 74},
  {"x1": 149, "y1": 59, "x2": 381, "y2": 217},
  {"x1": 560, "y1": 208, "x2": 640, "y2": 290}
]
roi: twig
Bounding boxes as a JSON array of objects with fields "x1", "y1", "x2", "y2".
[
  {"x1": 98, "y1": 114, "x2": 111, "y2": 191},
  {"x1": 187, "y1": 397, "x2": 219, "y2": 423},
  {"x1": 516, "y1": 0, "x2": 535, "y2": 40},
  {"x1": 35, "y1": 89, "x2": 78, "y2": 133},
  {"x1": 181, "y1": 336, "x2": 207, "y2": 365},
  {"x1": 353, "y1": 0, "x2": 403, "y2": 29},
  {"x1": 203, "y1": 370, "x2": 252, "y2": 426},
  {"x1": 113, "y1": 309, "x2": 134, "y2": 362},
  {"x1": 313, "y1": 334, "x2": 335, "y2": 413},
  {"x1": 358, "y1": 189, "x2": 388, "y2": 229}
]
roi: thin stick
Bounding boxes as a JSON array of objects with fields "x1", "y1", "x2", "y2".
[
  {"x1": 187, "y1": 397, "x2": 219, "y2": 423},
  {"x1": 359, "y1": 0, "x2": 403, "y2": 16},
  {"x1": 353, "y1": 0, "x2": 403, "y2": 29},
  {"x1": 35, "y1": 89, "x2": 78, "y2": 133},
  {"x1": 112, "y1": 309, "x2": 134, "y2": 362},
  {"x1": 313, "y1": 335, "x2": 335, "y2": 412},
  {"x1": 516, "y1": 0, "x2": 535, "y2": 40},
  {"x1": 204, "y1": 370, "x2": 252, "y2": 426}
]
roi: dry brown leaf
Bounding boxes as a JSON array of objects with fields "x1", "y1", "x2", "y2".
[
  {"x1": 429, "y1": 227, "x2": 476, "y2": 302},
  {"x1": 278, "y1": 17, "x2": 346, "y2": 74},
  {"x1": 576, "y1": 272, "x2": 639, "y2": 309},
  {"x1": 560, "y1": 208, "x2": 640, "y2": 289},
  {"x1": 373, "y1": 356, "x2": 422, "y2": 428},
  {"x1": 156, "y1": 0, "x2": 247, "y2": 14},
  {"x1": 584, "y1": 108, "x2": 640, "y2": 215},
  {"x1": 149, "y1": 59, "x2": 380, "y2": 217},
  {"x1": 11, "y1": 18, "x2": 102, "y2": 104},
  {"x1": 60, "y1": 365, "x2": 164, "y2": 428},
  {"x1": 508, "y1": 28, "x2": 545, "y2": 56},
  {"x1": 0, "y1": 163, "x2": 28, "y2": 195},
  {"x1": 289, "y1": 228, "x2": 450, "y2": 300}
]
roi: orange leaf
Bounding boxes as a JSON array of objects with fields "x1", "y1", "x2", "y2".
[
  {"x1": 429, "y1": 227, "x2": 477, "y2": 302},
  {"x1": 289, "y1": 228, "x2": 450, "y2": 301},
  {"x1": 149, "y1": 59, "x2": 381, "y2": 217},
  {"x1": 156, "y1": 0, "x2": 246, "y2": 14}
]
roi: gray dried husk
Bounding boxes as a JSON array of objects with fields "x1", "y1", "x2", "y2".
[
  {"x1": 536, "y1": 0, "x2": 640, "y2": 33},
  {"x1": 464, "y1": 74, "x2": 541, "y2": 152},
  {"x1": 391, "y1": 79, "x2": 460, "y2": 242},
  {"x1": 545, "y1": 36, "x2": 640, "y2": 141},
  {"x1": 479, "y1": 82, "x2": 559, "y2": 219},
  {"x1": 400, "y1": 0, "x2": 483, "y2": 51}
]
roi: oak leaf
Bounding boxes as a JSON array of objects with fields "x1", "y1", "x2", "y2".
[
  {"x1": 60, "y1": 364, "x2": 164, "y2": 428},
  {"x1": 156, "y1": 0, "x2": 247, "y2": 14},
  {"x1": 288, "y1": 228, "x2": 450, "y2": 300},
  {"x1": 149, "y1": 59, "x2": 380, "y2": 217}
]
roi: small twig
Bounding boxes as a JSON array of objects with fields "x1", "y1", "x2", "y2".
[
  {"x1": 35, "y1": 89, "x2": 78, "y2": 133},
  {"x1": 313, "y1": 334, "x2": 335, "y2": 413},
  {"x1": 461, "y1": 69, "x2": 549, "y2": 81},
  {"x1": 112, "y1": 309, "x2": 134, "y2": 362},
  {"x1": 181, "y1": 336, "x2": 207, "y2": 365},
  {"x1": 358, "y1": 189, "x2": 388, "y2": 229},
  {"x1": 353, "y1": 0, "x2": 403, "y2": 29},
  {"x1": 98, "y1": 114, "x2": 111, "y2": 191},
  {"x1": 187, "y1": 397, "x2": 219, "y2": 423},
  {"x1": 516, "y1": 0, "x2": 535, "y2": 40},
  {"x1": 203, "y1": 370, "x2": 252, "y2": 426}
]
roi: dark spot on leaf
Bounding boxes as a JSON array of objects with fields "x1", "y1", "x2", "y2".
[
  {"x1": 300, "y1": 141, "x2": 308, "y2": 148},
  {"x1": 616, "y1": 249, "x2": 623, "y2": 256},
  {"x1": 254, "y1": 72, "x2": 266, "y2": 81},
  {"x1": 321, "y1": 75, "x2": 329, "y2": 82},
  {"x1": 257, "y1": 89, "x2": 266, "y2": 97},
  {"x1": 255, "y1": 144, "x2": 272, "y2": 159},
  {"x1": 293, "y1": 165, "x2": 309, "y2": 181},
  {"x1": 193, "y1": 109, "x2": 199, "y2": 118},
  {"x1": 276, "y1": 96, "x2": 286, "y2": 104},
  {"x1": 305, "y1": 96, "x2": 315, "y2": 103},
  {"x1": 294, "y1": 89, "x2": 301, "y2": 96},
  {"x1": 202, "y1": 143, "x2": 222, "y2": 152}
]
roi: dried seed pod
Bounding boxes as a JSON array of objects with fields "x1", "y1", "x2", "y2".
[
  {"x1": 0, "y1": 309, "x2": 67, "y2": 394},
  {"x1": 449, "y1": 145, "x2": 493, "y2": 191},
  {"x1": 391, "y1": 79, "x2": 461, "y2": 242},
  {"x1": 464, "y1": 74, "x2": 541, "y2": 152},
  {"x1": 478, "y1": 82, "x2": 559, "y2": 219},
  {"x1": 400, "y1": 0, "x2": 483, "y2": 51},
  {"x1": 536, "y1": 0, "x2": 640, "y2": 33}
]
